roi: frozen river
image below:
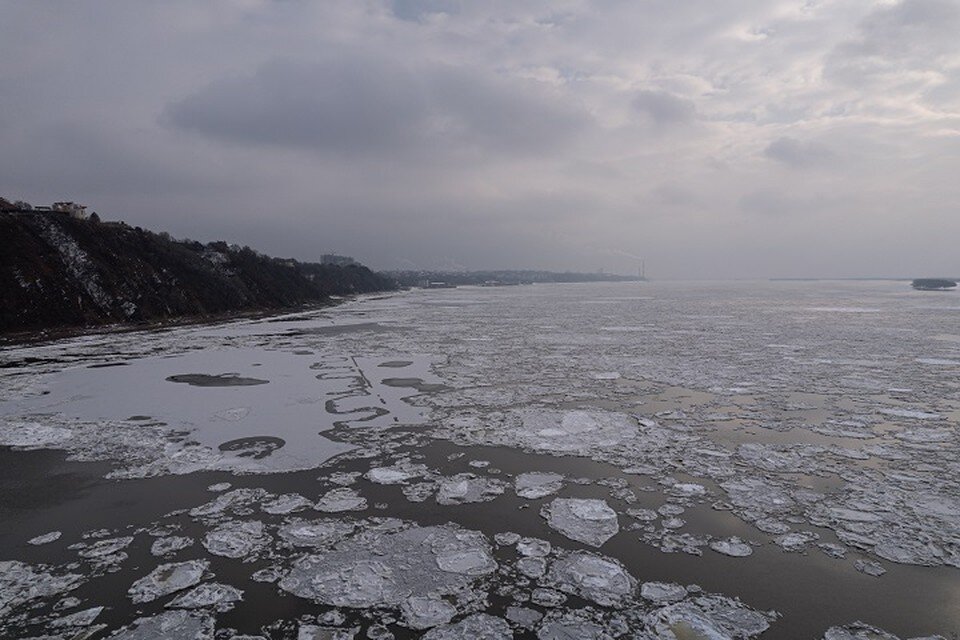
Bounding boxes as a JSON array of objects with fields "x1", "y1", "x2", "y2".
[{"x1": 1, "y1": 281, "x2": 958, "y2": 639}]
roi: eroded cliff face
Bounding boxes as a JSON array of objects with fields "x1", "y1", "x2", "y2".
[{"x1": 0, "y1": 212, "x2": 396, "y2": 332}]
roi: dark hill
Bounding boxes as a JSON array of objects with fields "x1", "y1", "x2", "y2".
[{"x1": 0, "y1": 211, "x2": 397, "y2": 333}]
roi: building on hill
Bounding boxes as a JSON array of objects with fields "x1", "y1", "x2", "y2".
[
  {"x1": 52, "y1": 202, "x2": 88, "y2": 219},
  {"x1": 321, "y1": 254, "x2": 356, "y2": 266}
]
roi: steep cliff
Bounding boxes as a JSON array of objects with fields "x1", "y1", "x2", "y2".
[{"x1": 0, "y1": 212, "x2": 397, "y2": 332}]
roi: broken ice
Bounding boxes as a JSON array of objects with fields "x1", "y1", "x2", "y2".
[
  {"x1": 435, "y1": 474, "x2": 505, "y2": 505},
  {"x1": 279, "y1": 522, "x2": 495, "y2": 609},
  {"x1": 314, "y1": 488, "x2": 368, "y2": 513},
  {"x1": 546, "y1": 550, "x2": 636, "y2": 606},
  {"x1": 541, "y1": 498, "x2": 619, "y2": 547},
  {"x1": 514, "y1": 471, "x2": 564, "y2": 499},
  {"x1": 128, "y1": 560, "x2": 209, "y2": 604}
]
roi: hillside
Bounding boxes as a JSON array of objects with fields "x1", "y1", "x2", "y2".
[{"x1": 0, "y1": 210, "x2": 397, "y2": 333}]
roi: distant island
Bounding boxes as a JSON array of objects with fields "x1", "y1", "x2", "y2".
[
  {"x1": 0, "y1": 197, "x2": 397, "y2": 334},
  {"x1": 912, "y1": 278, "x2": 957, "y2": 291}
]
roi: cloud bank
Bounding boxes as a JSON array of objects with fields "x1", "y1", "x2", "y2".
[{"x1": 1, "y1": 0, "x2": 958, "y2": 278}]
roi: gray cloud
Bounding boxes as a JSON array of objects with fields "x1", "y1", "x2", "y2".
[
  {"x1": 165, "y1": 55, "x2": 589, "y2": 159},
  {"x1": 826, "y1": 0, "x2": 960, "y2": 88},
  {"x1": 391, "y1": 0, "x2": 461, "y2": 22},
  {"x1": 764, "y1": 137, "x2": 836, "y2": 169},
  {"x1": 632, "y1": 90, "x2": 697, "y2": 125}
]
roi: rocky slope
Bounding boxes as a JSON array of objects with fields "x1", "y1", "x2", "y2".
[{"x1": 0, "y1": 211, "x2": 397, "y2": 333}]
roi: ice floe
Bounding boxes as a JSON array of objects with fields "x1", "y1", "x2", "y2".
[
  {"x1": 151, "y1": 536, "x2": 194, "y2": 557},
  {"x1": 166, "y1": 582, "x2": 243, "y2": 612},
  {"x1": 514, "y1": 472, "x2": 564, "y2": 499},
  {"x1": 28, "y1": 531, "x2": 62, "y2": 546},
  {"x1": 279, "y1": 522, "x2": 495, "y2": 609},
  {"x1": 127, "y1": 560, "x2": 209, "y2": 604},
  {"x1": 202, "y1": 521, "x2": 269, "y2": 560},
  {"x1": 400, "y1": 596, "x2": 457, "y2": 630},
  {"x1": 261, "y1": 493, "x2": 313, "y2": 515},
  {"x1": 541, "y1": 498, "x2": 619, "y2": 547},
  {"x1": 646, "y1": 595, "x2": 775, "y2": 639},
  {"x1": 421, "y1": 613, "x2": 511, "y2": 640},
  {"x1": 546, "y1": 551, "x2": 636, "y2": 606},
  {"x1": 436, "y1": 474, "x2": 505, "y2": 505},
  {"x1": 640, "y1": 582, "x2": 688, "y2": 604},
  {"x1": 710, "y1": 537, "x2": 754, "y2": 557},
  {"x1": 109, "y1": 610, "x2": 213, "y2": 640},
  {"x1": 0, "y1": 560, "x2": 83, "y2": 618},
  {"x1": 278, "y1": 519, "x2": 356, "y2": 548},
  {"x1": 314, "y1": 488, "x2": 368, "y2": 513}
]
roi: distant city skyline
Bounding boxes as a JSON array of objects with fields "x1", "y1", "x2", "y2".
[{"x1": 2, "y1": 1, "x2": 958, "y2": 279}]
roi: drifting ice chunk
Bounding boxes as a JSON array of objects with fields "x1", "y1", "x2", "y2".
[
  {"x1": 261, "y1": 493, "x2": 313, "y2": 515},
  {"x1": 641, "y1": 582, "x2": 688, "y2": 604},
  {"x1": 315, "y1": 488, "x2": 368, "y2": 512},
  {"x1": 435, "y1": 547, "x2": 497, "y2": 575},
  {"x1": 721, "y1": 477, "x2": 795, "y2": 516},
  {"x1": 541, "y1": 498, "x2": 619, "y2": 547},
  {"x1": 647, "y1": 595, "x2": 773, "y2": 639},
  {"x1": 190, "y1": 488, "x2": 268, "y2": 518},
  {"x1": 279, "y1": 523, "x2": 495, "y2": 609},
  {"x1": 823, "y1": 621, "x2": 900, "y2": 640},
  {"x1": 774, "y1": 531, "x2": 819, "y2": 553},
  {"x1": 515, "y1": 472, "x2": 564, "y2": 499},
  {"x1": 710, "y1": 537, "x2": 753, "y2": 557},
  {"x1": 670, "y1": 483, "x2": 707, "y2": 498},
  {"x1": 128, "y1": 560, "x2": 209, "y2": 604},
  {"x1": 517, "y1": 537, "x2": 551, "y2": 557},
  {"x1": 506, "y1": 606, "x2": 543, "y2": 628},
  {"x1": 28, "y1": 531, "x2": 62, "y2": 545},
  {"x1": 400, "y1": 596, "x2": 457, "y2": 630},
  {"x1": 627, "y1": 508, "x2": 659, "y2": 522},
  {"x1": 278, "y1": 519, "x2": 356, "y2": 548},
  {"x1": 854, "y1": 559, "x2": 886, "y2": 577},
  {"x1": 166, "y1": 582, "x2": 243, "y2": 612},
  {"x1": 546, "y1": 551, "x2": 636, "y2": 607},
  {"x1": 421, "y1": 613, "x2": 511, "y2": 640},
  {"x1": 537, "y1": 611, "x2": 609, "y2": 640},
  {"x1": 494, "y1": 532, "x2": 521, "y2": 546},
  {"x1": 77, "y1": 536, "x2": 135, "y2": 561},
  {"x1": 818, "y1": 543, "x2": 847, "y2": 559},
  {"x1": 402, "y1": 482, "x2": 436, "y2": 503},
  {"x1": 436, "y1": 474, "x2": 506, "y2": 505},
  {"x1": 531, "y1": 588, "x2": 567, "y2": 607},
  {"x1": 367, "y1": 466, "x2": 421, "y2": 485},
  {"x1": 517, "y1": 557, "x2": 547, "y2": 578},
  {"x1": 296, "y1": 623, "x2": 359, "y2": 640},
  {"x1": 516, "y1": 409, "x2": 638, "y2": 455},
  {"x1": 151, "y1": 536, "x2": 194, "y2": 557},
  {"x1": 50, "y1": 605, "x2": 104, "y2": 628},
  {"x1": 0, "y1": 560, "x2": 83, "y2": 618},
  {"x1": 203, "y1": 521, "x2": 268, "y2": 560},
  {"x1": 110, "y1": 610, "x2": 214, "y2": 640}
]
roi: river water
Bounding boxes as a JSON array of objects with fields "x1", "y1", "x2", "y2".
[{"x1": 1, "y1": 281, "x2": 958, "y2": 639}]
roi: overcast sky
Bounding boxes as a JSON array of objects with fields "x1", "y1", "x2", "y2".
[{"x1": 2, "y1": 1, "x2": 958, "y2": 278}]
